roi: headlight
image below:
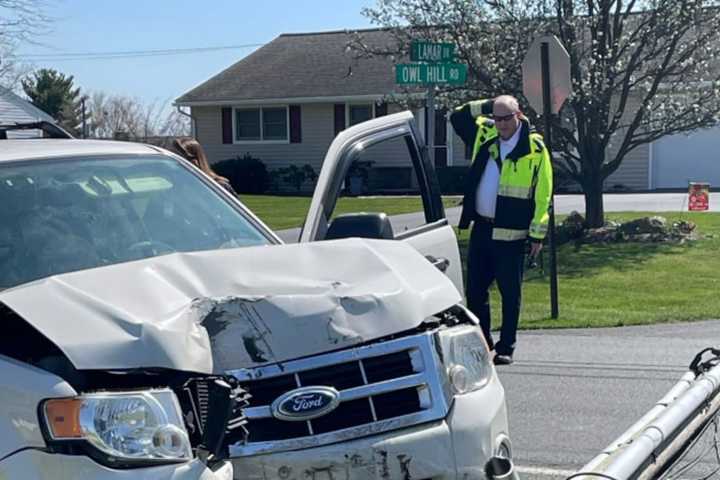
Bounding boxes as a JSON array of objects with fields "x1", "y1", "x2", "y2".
[
  {"x1": 42, "y1": 389, "x2": 192, "y2": 466},
  {"x1": 437, "y1": 325, "x2": 493, "y2": 395}
]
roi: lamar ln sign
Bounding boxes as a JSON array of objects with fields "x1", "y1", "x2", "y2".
[
  {"x1": 395, "y1": 63, "x2": 467, "y2": 86},
  {"x1": 411, "y1": 41, "x2": 455, "y2": 62}
]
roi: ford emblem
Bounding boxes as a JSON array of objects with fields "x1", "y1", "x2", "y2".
[{"x1": 271, "y1": 386, "x2": 341, "y2": 421}]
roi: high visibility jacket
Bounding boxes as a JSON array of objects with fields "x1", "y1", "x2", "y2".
[{"x1": 451, "y1": 100, "x2": 553, "y2": 242}]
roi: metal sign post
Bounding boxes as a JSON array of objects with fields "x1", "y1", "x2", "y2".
[
  {"x1": 541, "y1": 42, "x2": 559, "y2": 319},
  {"x1": 427, "y1": 87, "x2": 435, "y2": 160},
  {"x1": 522, "y1": 34, "x2": 571, "y2": 320}
]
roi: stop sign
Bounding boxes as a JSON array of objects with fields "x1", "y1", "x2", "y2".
[{"x1": 522, "y1": 35, "x2": 571, "y2": 114}]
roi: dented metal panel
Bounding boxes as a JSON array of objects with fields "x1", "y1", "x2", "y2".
[
  {"x1": 0, "y1": 238, "x2": 460, "y2": 373},
  {"x1": 232, "y1": 420, "x2": 456, "y2": 480}
]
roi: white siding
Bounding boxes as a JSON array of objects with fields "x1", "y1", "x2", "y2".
[
  {"x1": 193, "y1": 103, "x2": 333, "y2": 172},
  {"x1": 193, "y1": 102, "x2": 425, "y2": 192},
  {"x1": 604, "y1": 94, "x2": 650, "y2": 190},
  {"x1": 451, "y1": 128, "x2": 471, "y2": 166},
  {"x1": 605, "y1": 140, "x2": 649, "y2": 190}
]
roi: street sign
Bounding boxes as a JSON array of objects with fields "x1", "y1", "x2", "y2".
[
  {"x1": 397, "y1": 40, "x2": 466, "y2": 173},
  {"x1": 410, "y1": 41, "x2": 455, "y2": 62},
  {"x1": 395, "y1": 63, "x2": 467, "y2": 86},
  {"x1": 522, "y1": 35, "x2": 571, "y2": 114}
]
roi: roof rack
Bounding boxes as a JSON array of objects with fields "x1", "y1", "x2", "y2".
[{"x1": 0, "y1": 121, "x2": 74, "y2": 140}]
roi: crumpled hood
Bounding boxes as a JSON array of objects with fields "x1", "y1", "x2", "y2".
[{"x1": 0, "y1": 238, "x2": 460, "y2": 373}]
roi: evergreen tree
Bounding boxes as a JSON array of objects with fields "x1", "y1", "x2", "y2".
[{"x1": 22, "y1": 68, "x2": 81, "y2": 134}]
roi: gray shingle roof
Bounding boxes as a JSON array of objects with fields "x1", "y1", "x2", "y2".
[{"x1": 176, "y1": 28, "x2": 409, "y2": 104}]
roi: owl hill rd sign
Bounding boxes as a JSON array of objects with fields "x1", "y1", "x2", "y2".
[
  {"x1": 395, "y1": 62, "x2": 467, "y2": 85},
  {"x1": 395, "y1": 40, "x2": 467, "y2": 86}
]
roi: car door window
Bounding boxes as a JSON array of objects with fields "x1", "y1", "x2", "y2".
[
  {"x1": 328, "y1": 132, "x2": 444, "y2": 236},
  {"x1": 301, "y1": 111, "x2": 463, "y2": 292}
]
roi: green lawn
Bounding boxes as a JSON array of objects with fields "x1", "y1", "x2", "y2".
[
  {"x1": 239, "y1": 194, "x2": 461, "y2": 231},
  {"x1": 456, "y1": 212, "x2": 720, "y2": 330}
]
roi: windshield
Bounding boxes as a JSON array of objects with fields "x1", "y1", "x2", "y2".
[{"x1": 0, "y1": 155, "x2": 270, "y2": 289}]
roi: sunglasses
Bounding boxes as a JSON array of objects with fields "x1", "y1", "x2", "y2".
[{"x1": 492, "y1": 112, "x2": 518, "y2": 123}]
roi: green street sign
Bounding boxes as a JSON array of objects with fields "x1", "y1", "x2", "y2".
[
  {"x1": 411, "y1": 41, "x2": 455, "y2": 62},
  {"x1": 395, "y1": 63, "x2": 467, "y2": 85}
]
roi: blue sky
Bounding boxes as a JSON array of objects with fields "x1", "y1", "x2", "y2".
[{"x1": 16, "y1": 1, "x2": 375, "y2": 106}]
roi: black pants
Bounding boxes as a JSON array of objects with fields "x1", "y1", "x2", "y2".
[{"x1": 466, "y1": 221, "x2": 525, "y2": 356}]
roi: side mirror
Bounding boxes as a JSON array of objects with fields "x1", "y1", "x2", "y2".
[{"x1": 325, "y1": 212, "x2": 394, "y2": 240}]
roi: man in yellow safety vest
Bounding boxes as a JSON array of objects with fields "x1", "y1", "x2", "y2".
[{"x1": 451, "y1": 95, "x2": 553, "y2": 365}]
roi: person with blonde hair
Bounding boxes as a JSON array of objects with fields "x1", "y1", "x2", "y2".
[{"x1": 172, "y1": 137, "x2": 237, "y2": 195}]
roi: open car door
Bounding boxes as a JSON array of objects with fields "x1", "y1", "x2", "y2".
[{"x1": 300, "y1": 111, "x2": 464, "y2": 293}]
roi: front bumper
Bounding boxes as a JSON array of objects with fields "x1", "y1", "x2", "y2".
[
  {"x1": 0, "y1": 449, "x2": 233, "y2": 480},
  {"x1": 231, "y1": 374, "x2": 509, "y2": 480}
]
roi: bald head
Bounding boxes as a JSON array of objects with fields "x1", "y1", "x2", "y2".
[
  {"x1": 494, "y1": 95, "x2": 520, "y2": 114},
  {"x1": 493, "y1": 95, "x2": 522, "y2": 140}
]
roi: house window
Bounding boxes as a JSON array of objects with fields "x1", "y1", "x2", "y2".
[
  {"x1": 235, "y1": 109, "x2": 261, "y2": 141},
  {"x1": 263, "y1": 108, "x2": 287, "y2": 140},
  {"x1": 234, "y1": 107, "x2": 288, "y2": 142},
  {"x1": 348, "y1": 104, "x2": 373, "y2": 126}
]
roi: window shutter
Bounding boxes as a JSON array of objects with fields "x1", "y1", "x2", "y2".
[
  {"x1": 375, "y1": 102, "x2": 388, "y2": 117},
  {"x1": 289, "y1": 105, "x2": 302, "y2": 143},
  {"x1": 221, "y1": 107, "x2": 233, "y2": 144},
  {"x1": 333, "y1": 103, "x2": 345, "y2": 136}
]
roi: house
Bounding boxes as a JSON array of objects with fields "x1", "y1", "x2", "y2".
[
  {"x1": 176, "y1": 28, "x2": 719, "y2": 192},
  {"x1": 0, "y1": 87, "x2": 56, "y2": 138},
  {"x1": 175, "y1": 28, "x2": 459, "y2": 193}
]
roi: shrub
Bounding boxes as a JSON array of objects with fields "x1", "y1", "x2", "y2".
[
  {"x1": 274, "y1": 164, "x2": 318, "y2": 193},
  {"x1": 213, "y1": 154, "x2": 269, "y2": 194},
  {"x1": 436, "y1": 166, "x2": 470, "y2": 195},
  {"x1": 346, "y1": 160, "x2": 375, "y2": 196}
]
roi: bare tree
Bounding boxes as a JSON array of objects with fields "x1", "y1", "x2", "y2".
[
  {"x1": 360, "y1": 0, "x2": 720, "y2": 226},
  {"x1": 0, "y1": 0, "x2": 51, "y2": 89},
  {"x1": 87, "y1": 92, "x2": 190, "y2": 140}
]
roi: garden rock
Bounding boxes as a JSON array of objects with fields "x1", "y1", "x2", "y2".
[
  {"x1": 563, "y1": 215, "x2": 698, "y2": 244},
  {"x1": 619, "y1": 216, "x2": 667, "y2": 235}
]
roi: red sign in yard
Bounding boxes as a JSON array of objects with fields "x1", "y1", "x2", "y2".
[{"x1": 689, "y1": 182, "x2": 710, "y2": 211}]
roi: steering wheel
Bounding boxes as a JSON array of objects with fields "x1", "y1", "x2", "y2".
[{"x1": 126, "y1": 240, "x2": 176, "y2": 258}]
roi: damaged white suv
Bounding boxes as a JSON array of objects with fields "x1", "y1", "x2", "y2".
[{"x1": 0, "y1": 113, "x2": 510, "y2": 480}]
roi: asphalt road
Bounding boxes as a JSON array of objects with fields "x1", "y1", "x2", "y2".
[
  {"x1": 275, "y1": 192, "x2": 719, "y2": 242},
  {"x1": 503, "y1": 320, "x2": 720, "y2": 479}
]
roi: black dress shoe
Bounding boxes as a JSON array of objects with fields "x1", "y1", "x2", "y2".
[{"x1": 493, "y1": 354, "x2": 514, "y2": 365}]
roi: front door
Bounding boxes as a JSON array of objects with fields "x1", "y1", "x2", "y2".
[{"x1": 300, "y1": 111, "x2": 464, "y2": 293}]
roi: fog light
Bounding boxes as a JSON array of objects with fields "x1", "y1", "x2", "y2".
[
  {"x1": 448, "y1": 364, "x2": 470, "y2": 394},
  {"x1": 152, "y1": 424, "x2": 190, "y2": 458},
  {"x1": 437, "y1": 325, "x2": 492, "y2": 396}
]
